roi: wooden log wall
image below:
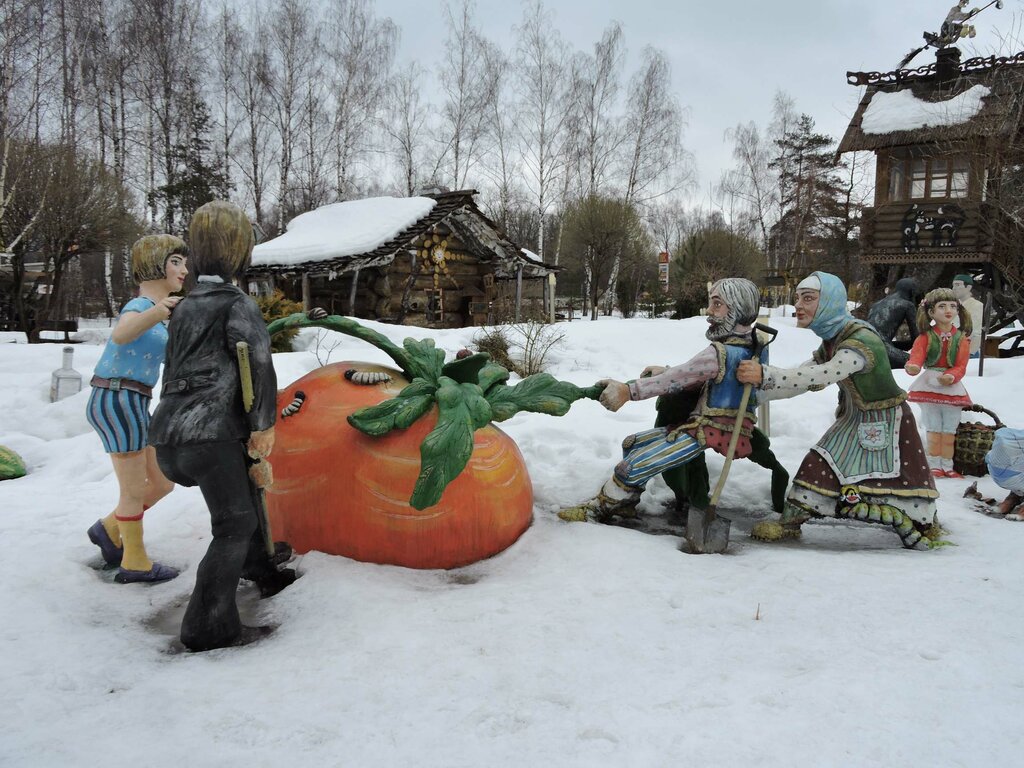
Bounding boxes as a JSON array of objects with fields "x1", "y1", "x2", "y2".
[
  {"x1": 388, "y1": 250, "x2": 493, "y2": 328},
  {"x1": 862, "y1": 201, "x2": 991, "y2": 252}
]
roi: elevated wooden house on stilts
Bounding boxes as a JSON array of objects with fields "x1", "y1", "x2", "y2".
[
  {"x1": 248, "y1": 189, "x2": 557, "y2": 328},
  {"x1": 837, "y1": 2, "x2": 1024, "y2": 351}
]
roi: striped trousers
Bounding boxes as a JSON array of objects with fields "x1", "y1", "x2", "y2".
[{"x1": 614, "y1": 427, "x2": 704, "y2": 490}]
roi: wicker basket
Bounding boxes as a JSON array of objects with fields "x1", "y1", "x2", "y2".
[{"x1": 954, "y1": 404, "x2": 1004, "y2": 477}]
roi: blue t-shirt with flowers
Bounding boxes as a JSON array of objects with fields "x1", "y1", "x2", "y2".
[{"x1": 93, "y1": 297, "x2": 168, "y2": 387}]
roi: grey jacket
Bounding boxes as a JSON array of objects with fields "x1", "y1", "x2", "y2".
[{"x1": 149, "y1": 281, "x2": 276, "y2": 446}]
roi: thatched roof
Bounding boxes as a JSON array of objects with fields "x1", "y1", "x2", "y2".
[
  {"x1": 250, "y1": 190, "x2": 556, "y2": 280},
  {"x1": 839, "y1": 52, "x2": 1024, "y2": 153}
]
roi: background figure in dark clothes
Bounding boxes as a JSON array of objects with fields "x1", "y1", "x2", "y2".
[
  {"x1": 149, "y1": 200, "x2": 294, "y2": 652},
  {"x1": 866, "y1": 277, "x2": 920, "y2": 369}
]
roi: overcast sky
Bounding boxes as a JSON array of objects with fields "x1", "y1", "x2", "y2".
[{"x1": 372, "y1": 0, "x2": 1021, "y2": 206}]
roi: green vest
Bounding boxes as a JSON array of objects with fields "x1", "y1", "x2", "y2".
[
  {"x1": 924, "y1": 329, "x2": 964, "y2": 369},
  {"x1": 812, "y1": 322, "x2": 907, "y2": 411}
]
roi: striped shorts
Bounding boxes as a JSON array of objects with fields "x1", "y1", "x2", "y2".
[
  {"x1": 86, "y1": 386, "x2": 152, "y2": 454},
  {"x1": 614, "y1": 427, "x2": 704, "y2": 489}
]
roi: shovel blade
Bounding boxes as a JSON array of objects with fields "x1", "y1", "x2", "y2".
[{"x1": 683, "y1": 505, "x2": 732, "y2": 554}]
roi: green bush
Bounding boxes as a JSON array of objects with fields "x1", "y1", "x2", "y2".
[{"x1": 256, "y1": 290, "x2": 304, "y2": 352}]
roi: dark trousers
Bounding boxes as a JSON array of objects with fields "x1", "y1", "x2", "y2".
[
  {"x1": 156, "y1": 441, "x2": 264, "y2": 651},
  {"x1": 655, "y1": 389, "x2": 789, "y2": 514}
]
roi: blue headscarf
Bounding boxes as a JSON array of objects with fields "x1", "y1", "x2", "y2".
[{"x1": 805, "y1": 271, "x2": 856, "y2": 340}]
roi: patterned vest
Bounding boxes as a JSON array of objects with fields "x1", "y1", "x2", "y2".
[
  {"x1": 814, "y1": 322, "x2": 907, "y2": 412},
  {"x1": 681, "y1": 334, "x2": 768, "y2": 457}
]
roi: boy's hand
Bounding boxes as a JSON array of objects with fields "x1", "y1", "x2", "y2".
[{"x1": 247, "y1": 426, "x2": 275, "y2": 460}]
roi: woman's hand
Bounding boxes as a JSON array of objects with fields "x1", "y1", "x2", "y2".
[
  {"x1": 938, "y1": 373, "x2": 955, "y2": 386},
  {"x1": 736, "y1": 360, "x2": 763, "y2": 386},
  {"x1": 153, "y1": 296, "x2": 181, "y2": 321},
  {"x1": 905, "y1": 363, "x2": 921, "y2": 375}
]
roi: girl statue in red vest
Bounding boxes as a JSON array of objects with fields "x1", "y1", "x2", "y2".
[{"x1": 905, "y1": 288, "x2": 973, "y2": 478}]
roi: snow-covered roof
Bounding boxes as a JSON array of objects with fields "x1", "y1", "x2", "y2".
[
  {"x1": 248, "y1": 189, "x2": 558, "y2": 279},
  {"x1": 838, "y1": 55, "x2": 1024, "y2": 154},
  {"x1": 860, "y1": 85, "x2": 990, "y2": 135},
  {"x1": 252, "y1": 196, "x2": 436, "y2": 268},
  {"x1": 521, "y1": 248, "x2": 542, "y2": 263}
]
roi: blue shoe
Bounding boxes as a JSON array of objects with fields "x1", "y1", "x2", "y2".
[
  {"x1": 87, "y1": 520, "x2": 123, "y2": 567},
  {"x1": 114, "y1": 562, "x2": 179, "y2": 584}
]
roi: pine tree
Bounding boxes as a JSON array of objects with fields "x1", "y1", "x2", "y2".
[
  {"x1": 767, "y1": 114, "x2": 853, "y2": 282},
  {"x1": 149, "y1": 78, "x2": 232, "y2": 234}
]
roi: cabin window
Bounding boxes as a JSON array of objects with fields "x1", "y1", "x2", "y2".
[
  {"x1": 949, "y1": 158, "x2": 970, "y2": 197},
  {"x1": 910, "y1": 159, "x2": 927, "y2": 199},
  {"x1": 888, "y1": 160, "x2": 907, "y2": 201},
  {"x1": 890, "y1": 156, "x2": 970, "y2": 201}
]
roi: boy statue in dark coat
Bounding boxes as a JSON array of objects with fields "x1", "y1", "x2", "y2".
[{"x1": 150, "y1": 200, "x2": 294, "y2": 652}]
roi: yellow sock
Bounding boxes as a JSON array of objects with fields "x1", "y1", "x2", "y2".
[
  {"x1": 116, "y1": 518, "x2": 153, "y2": 572},
  {"x1": 101, "y1": 513, "x2": 122, "y2": 548}
]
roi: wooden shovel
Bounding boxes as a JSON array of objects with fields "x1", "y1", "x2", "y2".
[{"x1": 685, "y1": 324, "x2": 777, "y2": 554}]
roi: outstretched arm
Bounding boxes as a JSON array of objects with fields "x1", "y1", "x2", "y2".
[
  {"x1": 628, "y1": 345, "x2": 720, "y2": 401},
  {"x1": 738, "y1": 349, "x2": 867, "y2": 402}
]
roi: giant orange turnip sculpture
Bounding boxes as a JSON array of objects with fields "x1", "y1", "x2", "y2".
[{"x1": 264, "y1": 313, "x2": 600, "y2": 569}]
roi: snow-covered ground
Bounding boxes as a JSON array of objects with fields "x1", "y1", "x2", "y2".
[{"x1": 1, "y1": 313, "x2": 1022, "y2": 767}]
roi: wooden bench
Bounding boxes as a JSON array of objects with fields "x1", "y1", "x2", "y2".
[
  {"x1": 0, "y1": 319, "x2": 79, "y2": 340},
  {"x1": 40, "y1": 319, "x2": 79, "y2": 341}
]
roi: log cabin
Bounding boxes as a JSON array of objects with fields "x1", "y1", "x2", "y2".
[{"x1": 248, "y1": 189, "x2": 557, "y2": 328}]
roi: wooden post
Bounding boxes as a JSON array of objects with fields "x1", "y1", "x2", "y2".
[
  {"x1": 979, "y1": 290, "x2": 991, "y2": 377},
  {"x1": 757, "y1": 312, "x2": 771, "y2": 436},
  {"x1": 301, "y1": 274, "x2": 310, "y2": 312},
  {"x1": 348, "y1": 268, "x2": 361, "y2": 317},
  {"x1": 548, "y1": 273, "x2": 556, "y2": 324},
  {"x1": 515, "y1": 266, "x2": 523, "y2": 322}
]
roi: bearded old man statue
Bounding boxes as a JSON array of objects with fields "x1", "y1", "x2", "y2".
[{"x1": 560, "y1": 278, "x2": 775, "y2": 528}]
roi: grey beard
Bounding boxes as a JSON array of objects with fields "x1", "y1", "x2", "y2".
[{"x1": 705, "y1": 319, "x2": 736, "y2": 341}]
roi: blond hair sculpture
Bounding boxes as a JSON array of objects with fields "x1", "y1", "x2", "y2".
[
  {"x1": 130, "y1": 234, "x2": 188, "y2": 283},
  {"x1": 188, "y1": 201, "x2": 255, "y2": 279}
]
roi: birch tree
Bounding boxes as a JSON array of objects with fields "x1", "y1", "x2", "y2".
[
  {"x1": 126, "y1": 0, "x2": 204, "y2": 231},
  {"x1": 513, "y1": 0, "x2": 569, "y2": 263},
  {"x1": 324, "y1": 0, "x2": 397, "y2": 199},
  {"x1": 0, "y1": 0, "x2": 52, "y2": 257},
  {"x1": 621, "y1": 47, "x2": 691, "y2": 206},
  {"x1": 232, "y1": 20, "x2": 276, "y2": 226},
  {"x1": 572, "y1": 22, "x2": 624, "y2": 197},
  {"x1": 211, "y1": 3, "x2": 242, "y2": 190},
  {"x1": 265, "y1": 0, "x2": 319, "y2": 230},
  {"x1": 437, "y1": 0, "x2": 499, "y2": 189},
  {"x1": 382, "y1": 64, "x2": 430, "y2": 196}
]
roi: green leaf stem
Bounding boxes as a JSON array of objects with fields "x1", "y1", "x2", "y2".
[
  {"x1": 410, "y1": 379, "x2": 476, "y2": 509},
  {"x1": 268, "y1": 312, "x2": 603, "y2": 509},
  {"x1": 441, "y1": 353, "x2": 490, "y2": 384}
]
